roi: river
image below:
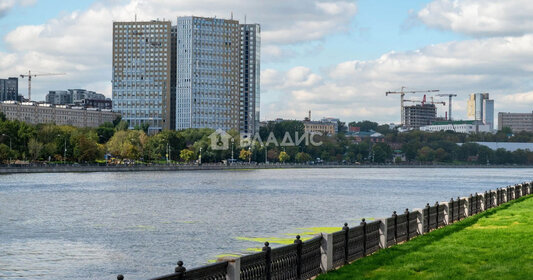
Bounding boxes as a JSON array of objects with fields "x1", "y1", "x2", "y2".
[{"x1": 0, "y1": 168, "x2": 531, "y2": 279}]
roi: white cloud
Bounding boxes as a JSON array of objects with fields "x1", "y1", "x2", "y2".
[
  {"x1": 0, "y1": 0, "x2": 357, "y2": 100},
  {"x1": 418, "y1": 0, "x2": 533, "y2": 37},
  {"x1": 262, "y1": 34, "x2": 533, "y2": 123},
  {"x1": 0, "y1": 0, "x2": 36, "y2": 18}
]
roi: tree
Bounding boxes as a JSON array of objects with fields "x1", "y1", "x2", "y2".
[
  {"x1": 348, "y1": 120, "x2": 378, "y2": 132},
  {"x1": 0, "y1": 143, "x2": 11, "y2": 162},
  {"x1": 295, "y1": 152, "x2": 311, "y2": 163},
  {"x1": 97, "y1": 122, "x2": 115, "y2": 144},
  {"x1": 372, "y1": 145, "x2": 387, "y2": 163},
  {"x1": 417, "y1": 146, "x2": 435, "y2": 162},
  {"x1": 73, "y1": 134, "x2": 102, "y2": 162},
  {"x1": 239, "y1": 148, "x2": 252, "y2": 161},
  {"x1": 279, "y1": 151, "x2": 290, "y2": 163},
  {"x1": 106, "y1": 130, "x2": 147, "y2": 160},
  {"x1": 180, "y1": 149, "x2": 194, "y2": 162},
  {"x1": 28, "y1": 138, "x2": 43, "y2": 161}
]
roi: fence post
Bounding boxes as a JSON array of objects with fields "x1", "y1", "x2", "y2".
[
  {"x1": 361, "y1": 219, "x2": 367, "y2": 256},
  {"x1": 226, "y1": 257, "x2": 241, "y2": 280},
  {"x1": 442, "y1": 201, "x2": 449, "y2": 225},
  {"x1": 342, "y1": 223, "x2": 349, "y2": 265},
  {"x1": 449, "y1": 198, "x2": 454, "y2": 223},
  {"x1": 392, "y1": 211, "x2": 398, "y2": 244},
  {"x1": 425, "y1": 203, "x2": 430, "y2": 233},
  {"x1": 175, "y1": 261, "x2": 186, "y2": 280},
  {"x1": 462, "y1": 196, "x2": 469, "y2": 217},
  {"x1": 492, "y1": 190, "x2": 497, "y2": 207},
  {"x1": 502, "y1": 188, "x2": 507, "y2": 203},
  {"x1": 469, "y1": 194, "x2": 473, "y2": 215},
  {"x1": 294, "y1": 235, "x2": 302, "y2": 279},
  {"x1": 405, "y1": 209, "x2": 410, "y2": 241},
  {"x1": 378, "y1": 218, "x2": 387, "y2": 249},
  {"x1": 434, "y1": 202, "x2": 439, "y2": 228},
  {"x1": 480, "y1": 192, "x2": 486, "y2": 211},
  {"x1": 263, "y1": 242, "x2": 271, "y2": 280},
  {"x1": 320, "y1": 233, "x2": 333, "y2": 273},
  {"x1": 517, "y1": 184, "x2": 523, "y2": 198},
  {"x1": 413, "y1": 208, "x2": 423, "y2": 235}
]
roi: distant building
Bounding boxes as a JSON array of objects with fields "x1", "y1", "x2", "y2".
[
  {"x1": 303, "y1": 121, "x2": 336, "y2": 136},
  {"x1": 0, "y1": 101, "x2": 119, "y2": 127},
  {"x1": 0, "y1": 77, "x2": 19, "y2": 101},
  {"x1": 46, "y1": 90, "x2": 71, "y2": 104},
  {"x1": 498, "y1": 112, "x2": 533, "y2": 133},
  {"x1": 404, "y1": 104, "x2": 436, "y2": 129},
  {"x1": 79, "y1": 99, "x2": 113, "y2": 110},
  {"x1": 348, "y1": 130, "x2": 384, "y2": 143},
  {"x1": 321, "y1": 117, "x2": 339, "y2": 132},
  {"x1": 420, "y1": 120, "x2": 491, "y2": 134},
  {"x1": 46, "y1": 89, "x2": 107, "y2": 106},
  {"x1": 467, "y1": 93, "x2": 494, "y2": 131},
  {"x1": 348, "y1": 126, "x2": 361, "y2": 133}
]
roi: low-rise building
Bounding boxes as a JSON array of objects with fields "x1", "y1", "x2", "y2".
[
  {"x1": 420, "y1": 120, "x2": 492, "y2": 134},
  {"x1": 498, "y1": 112, "x2": 533, "y2": 133},
  {"x1": 303, "y1": 121, "x2": 336, "y2": 136},
  {"x1": 0, "y1": 101, "x2": 119, "y2": 128},
  {"x1": 348, "y1": 130, "x2": 385, "y2": 143}
]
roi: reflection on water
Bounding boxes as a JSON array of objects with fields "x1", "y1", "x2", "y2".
[{"x1": 0, "y1": 168, "x2": 531, "y2": 279}]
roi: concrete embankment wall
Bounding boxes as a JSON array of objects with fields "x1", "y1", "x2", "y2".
[{"x1": 0, "y1": 164, "x2": 532, "y2": 174}]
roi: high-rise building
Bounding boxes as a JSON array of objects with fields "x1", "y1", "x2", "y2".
[
  {"x1": 240, "y1": 24, "x2": 261, "y2": 135},
  {"x1": 175, "y1": 16, "x2": 241, "y2": 131},
  {"x1": 112, "y1": 20, "x2": 172, "y2": 134},
  {"x1": 404, "y1": 104, "x2": 436, "y2": 129},
  {"x1": 467, "y1": 93, "x2": 494, "y2": 131},
  {"x1": 498, "y1": 112, "x2": 533, "y2": 133},
  {"x1": 0, "y1": 77, "x2": 18, "y2": 101}
]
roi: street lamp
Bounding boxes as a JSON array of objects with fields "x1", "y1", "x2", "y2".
[
  {"x1": 1, "y1": 134, "x2": 12, "y2": 164},
  {"x1": 248, "y1": 146, "x2": 251, "y2": 164},
  {"x1": 57, "y1": 134, "x2": 66, "y2": 164},
  {"x1": 199, "y1": 147, "x2": 202, "y2": 165},
  {"x1": 263, "y1": 144, "x2": 268, "y2": 164},
  {"x1": 231, "y1": 138, "x2": 234, "y2": 162}
]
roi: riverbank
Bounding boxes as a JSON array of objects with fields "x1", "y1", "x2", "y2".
[
  {"x1": 318, "y1": 195, "x2": 533, "y2": 280},
  {"x1": 1, "y1": 163, "x2": 533, "y2": 174}
]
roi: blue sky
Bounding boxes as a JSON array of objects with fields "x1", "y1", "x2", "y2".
[{"x1": 1, "y1": 0, "x2": 532, "y2": 123}]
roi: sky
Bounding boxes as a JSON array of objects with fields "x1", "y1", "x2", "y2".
[{"x1": 1, "y1": 0, "x2": 533, "y2": 124}]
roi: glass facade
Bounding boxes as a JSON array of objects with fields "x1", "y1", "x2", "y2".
[
  {"x1": 112, "y1": 21, "x2": 172, "y2": 133},
  {"x1": 240, "y1": 24, "x2": 261, "y2": 135},
  {"x1": 176, "y1": 16, "x2": 240, "y2": 131}
]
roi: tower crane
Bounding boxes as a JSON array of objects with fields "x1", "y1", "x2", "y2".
[
  {"x1": 430, "y1": 96, "x2": 446, "y2": 106},
  {"x1": 436, "y1": 94, "x2": 457, "y2": 121},
  {"x1": 19, "y1": 71, "x2": 66, "y2": 101},
  {"x1": 386, "y1": 87, "x2": 440, "y2": 126}
]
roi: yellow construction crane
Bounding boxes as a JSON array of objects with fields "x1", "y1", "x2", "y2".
[
  {"x1": 19, "y1": 71, "x2": 66, "y2": 101},
  {"x1": 436, "y1": 93, "x2": 457, "y2": 120},
  {"x1": 386, "y1": 87, "x2": 439, "y2": 126}
]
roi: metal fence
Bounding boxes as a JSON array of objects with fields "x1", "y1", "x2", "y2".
[{"x1": 116, "y1": 181, "x2": 533, "y2": 280}]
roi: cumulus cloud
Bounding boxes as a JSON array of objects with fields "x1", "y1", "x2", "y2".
[
  {"x1": 0, "y1": 0, "x2": 357, "y2": 99},
  {"x1": 262, "y1": 34, "x2": 533, "y2": 122},
  {"x1": 417, "y1": 0, "x2": 533, "y2": 37}
]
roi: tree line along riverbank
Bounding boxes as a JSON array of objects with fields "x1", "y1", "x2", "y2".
[{"x1": 2, "y1": 113, "x2": 533, "y2": 165}]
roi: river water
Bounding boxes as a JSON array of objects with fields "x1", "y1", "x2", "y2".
[{"x1": 0, "y1": 168, "x2": 531, "y2": 279}]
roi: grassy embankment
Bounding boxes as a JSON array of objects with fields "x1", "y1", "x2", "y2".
[{"x1": 318, "y1": 195, "x2": 533, "y2": 280}]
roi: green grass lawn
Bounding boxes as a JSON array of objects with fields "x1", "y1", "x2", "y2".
[{"x1": 318, "y1": 195, "x2": 533, "y2": 280}]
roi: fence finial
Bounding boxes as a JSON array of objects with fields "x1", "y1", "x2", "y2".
[
  {"x1": 117, "y1": 275, "x2": 124, "y2": 280},
  {"x1": 175, "y1": 261, "x2": 186, "y2": 273}
]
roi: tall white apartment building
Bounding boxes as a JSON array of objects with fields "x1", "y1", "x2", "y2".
[
  {"x1": 176, "y1": 16, "x2": 240, "y2": 131},
  {"x1": 240, "y1": 24, "x2": 261, "y2": 135},
  {"x1": 112, "y1": 20, "x2": 172, "y2": 133}
]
